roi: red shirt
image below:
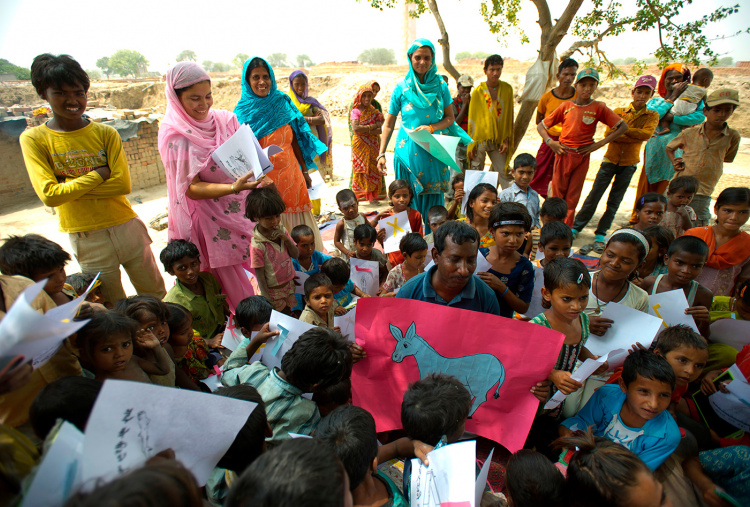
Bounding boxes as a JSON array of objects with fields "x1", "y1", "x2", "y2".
[{"x1": 543, "y1": 100, "x2": 622, "y2": 148}]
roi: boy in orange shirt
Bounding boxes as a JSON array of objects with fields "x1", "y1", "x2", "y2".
[{"x1": 537, "y1": 68, "x2": 629, "y2": 226}]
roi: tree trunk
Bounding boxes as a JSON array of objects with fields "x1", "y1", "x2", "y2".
[{"x1": 426, "y1": 0, "x2": 460, "y2": 80}]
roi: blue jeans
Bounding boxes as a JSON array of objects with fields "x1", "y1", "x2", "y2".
[{"x1": 572, "y1": 162, "x2": 638, "y2": 238}]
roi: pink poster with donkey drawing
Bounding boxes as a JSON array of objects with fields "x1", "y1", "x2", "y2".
[{"x1": 351, "y1": 298, "x2": 564, "y2": 452}]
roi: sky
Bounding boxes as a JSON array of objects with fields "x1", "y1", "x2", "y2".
[{"x1": 1, "y1": 0, "x2": 749, "y2": 72}]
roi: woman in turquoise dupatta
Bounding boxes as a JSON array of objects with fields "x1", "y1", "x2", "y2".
[{"x1": 377, "y1": 39, "x2": 472, "y2": 233}]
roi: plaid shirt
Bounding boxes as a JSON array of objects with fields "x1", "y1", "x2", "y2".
[{"x1": 602, "y1": 103, "x2": 659, "y2": 167}]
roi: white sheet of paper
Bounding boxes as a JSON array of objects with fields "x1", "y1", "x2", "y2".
[
  {"x1": 405, "y1": 128, "x2": 461, "y2": 171},
  {"x1": 334, "y1": 307, "x2": 356, "y2": 342},
  {"x1": 523, "y1": 266, "x2": 545, "y2": 319},
  {"x1": 709, "y1": 367, "x2": 750, "y2": 432},
  {"x1": 648, "y1": 289, "x2": 700, "y2": 333},
  {"x1": 262, "y1": 311, "x2": 317, "y2": 370},
  {"x1": 82, "y1": 380, "x2": 256, "y2": 486},
  {"x1": 424, "y1": 259, "x2": 435, "y2": 271},
  {"x1": 202, "y1": 375, "x2": 223, "y2": 392},
  {"x1": 294, "y1": 271, "x2": 310, "y2": 295},
  {"x1": 475, "y1": 447, "x2": 494, "y2": 506},
  {"x1": 543, "y1": 349, "x2": 625, "y2": 410},
  {"x1": 211, "y1": 124, "x2": 279, "y2": 180},
  {"x1": 350, "y1": 257, "x2": 380, "y2": 296},
  {"x1": 22, "y1": 421, "x2": 84, "y2": 507},
  {"x1": 221, "y1": 326, "x2": 243, "y2": 351},
  {"x1": 410, "y1": 439, "x2": 477, "y2": 507},
  {"x1": 379, "y1": 210, "x2": 412, "y2": 254},
  {"x1": 306, "y1": 170, "x2": 327, "y2": 200},
  {"x1": 709, "y1": 319, "x2": 750, "y2": 351},
  {"x1": 424, "y1": 243, "x2": 434, "y2": 267},
  {"x1": 586, "y1": 302, "x2": 664, "y2": 357},
  {"x1": 288, "y1": 432, "x2": 313, "y2": 439},
  {"x1": 461, "y1": 170, "x2": 499, "y2": 215},
  {"x1": 475, "y1": 250, "x2": 493, "y2": 274}
]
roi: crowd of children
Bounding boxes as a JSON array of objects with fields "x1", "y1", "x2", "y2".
[{"x1": 0, "y1": 50, "x2": 747, "y2": 507}]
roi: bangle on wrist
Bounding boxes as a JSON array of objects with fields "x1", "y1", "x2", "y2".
[
  {"x1": 376, "y1": 154, "x2": 386, "y2": 161},
  {"x1": 545, "y1": 138, "x2": 551, "y2": 145},
  {"x1": 428, "y1": 125, "x2": 434, "y2": 134},
  {"x1": 231, "y1": 183, "x2": 239, "y2": 195},
  {"x1": 501, "y1": 286, "x2": 510, "y2": 297}
]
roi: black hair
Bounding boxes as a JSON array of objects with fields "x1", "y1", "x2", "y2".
[
  {"x1": 635, "y1": 192, "x2": 667, "y2": 212},
  {"x1": 621, "y1": 349, "x2": 676, "y2": 389},
  {"x1": 513, "y1": 153, "x2": 537, "y2": 170},
  {"x1": 388, "y1": 179, "x2": 413, "y2": 202},
  {"x1": 290, "y1": 224, "x2": 315, "y2": 243},
  {"x1": 465, "y1": 183, "x2": 498, "y2": 222},
  {"x1": 235, "y1": 296, "x2": 273, "y2": 330},
  {"x1": 543, "y1": 257, "x2": 591, "y2": 293},
  {"x1": 505, "y1": 450, "x2": 566, "y2": 507},
  {"x1": 29, "y1": 376, "x2": 101, "y2": 440},
  {"x1": 427, "y1": 205, "x2": 449, "y2": 225},
  {"x1": 0, "y1": 234, "x2": 71, "y2": 279},
  {"x1": 164, "y1": 302, "x2": 192, "y2": 336},
  {"x1": 281, "y1": 327, "x2": 352, "y2": 392},
  {"x1": 76, "y1": 311, "x2": 139, "y2": 362},
  {"x1": 214, "y1": 385, "x2": 267, "y2": 473},
  {"x1": 642, "y1": 225, "x2": 674, "y2": 258},
  {"x1": 114, "y1": 294, "x2": 170, "y2": 325},
  {"x1": 174, "y1": 78, "x2": 210, "y2": 98},
  {"x1": 353, "y1": 224, "x2": 377, "y2": 244},
  {"x1": 715, "y1": 187, "x2": 750, "y2": 209},
  {"x1": 666, "y1": 235, "x2": 709, "y2": 259},
  {"x1": 654, "y1": 325, "x2": 708, "y2": 356},
  {"x1": 558, "y1": 58, "x2": 579, "y2": 74},
  {"x1": 484, "y1": 54, "x2": 504, "y2": 70},
  {"x1": 539, "y1": 221, "x2": 573, "y2": 247},
  {"x1": 401, "y1": 373, "x2": 471, "y2": 445},
  {"x1": 225, "y1": 438, "x2": 346, "y2": 507},
  {"x1": 693, "y1": 67, "x2": 714, "y2": 83},
  {"x1": 604, "y1": 228, "x2": 650, "y2": 264},
  {"x1": 704, "y1": 102, "x2": 738, "y2": 113},
  {"x1": 31, "y1": 53, "x2": 90, "y2": 97},
  {"x1": 304, "y1": 273, "x2": 333, "y2": 298},
  {"x1": 244, "y1": 186, "x2": 286, "y2": 221},
  {"x1": 65, "y1": 272, "x2": 98, "y2": 296},
  {"x1": 540, "y1": 197, "x2": 568, "y2": 220},
  {"x1": 668, "y1": 175, "x2": 699, "y2": 195},
  {"x1": 245, "y1": 57, "x2": 271, "y2": 84},
  {"x1": 316, "y1": 405, "x2": 378, "y2": 491},
  {"x1": 552, "y1": 430, "x2": 650, "y2": 507},
  {"x1": 433, "y1": 220, "x2": 479, "y2": 255},
  {"x1": 489, "y1": 201, "x2": 532, "y2": 233},
  {"x1": 159, "y1": 239, "x2": 200, "y2": 273},
  {"x1": 335, "y1": 188, "x2": 357, "y2": 207},
  {"x1": 312, "y1": 378, "x2": 352, "y2": 417},
  {"x1": 450, "y1": 172, "x2": 465, "y2": 188},
  {"x1": 321, "y1": 257, "x2": 350, "y2": 287},
  {"x1": 400, "y1": 232, "x2": 428, "y2": 257}
]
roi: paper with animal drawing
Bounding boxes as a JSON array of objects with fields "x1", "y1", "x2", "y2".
[
  {"x1": 22, "y1": 421, "x2": 84, "y2": 507},
  {"x1": 410, "y1": 439, "x2": 476, "y2": 507},
  {"x1": 294, "y1": 271, "x2": 310, "y2": 295},
  {"x1": 0, "y1": 279, "x2": 90, "y2": 369},
  {"x1": 262, "y1": 311, "x2": 317, "y2": 371},
  {"x1": 82, "y1": 379, "x2": 256, "y2": 487},
  {"x1": 585, "y1": 302, "x2": 664, "y2": 357},
  {"x1": 544, "y1": 349, "x2": 626, "y2": 410},
  {"x1": 350, "y1": 257, "x2": 380, "y2": 296},
  {"x1": 334, "y1": 307, "x2": 356, "y2": 342},
  {"x1": 708, "y1": 319, "x2": 750, "y2": 351},
  {"x1": 351, "y1": 298, "x2": 565, "y2": 452},
  {"x1": 461, "y1": 170, "x2": 499, "y2": 215},
  {"x1": 522, "y1": 266, "x2": 545, "y2": 319},
  {"x1": 379, "y1": 210, "x2": 412, "y2": 254},
  {"x1": 647, "y1": 289, "x2": 700, "y2": 334},
  {"x1": 306, "y1": 170, "x2": 327, "y2": 200},
  {"x1": 475, "y1": 250, "x2": 493, "y2": 274},
  {"x1": 211, "y1": 124, "x2": 281, "y2": 180},
  {"x1": 405, "y1": 128, "x2": 461, "y2": 172}
]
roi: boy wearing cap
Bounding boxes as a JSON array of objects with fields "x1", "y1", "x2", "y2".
[
  {"x1": 537, "y1": 68, "x2": 629, "y2": 226},
  {"x1": 453, "y1": 74, "x2": 473, "y2": 172},
  {"x1": 572, "y1": 76, "x2": 660, "y2": 253},
  {"x1": 666, "y1": 88, "x2": 740, "y2": 226}
]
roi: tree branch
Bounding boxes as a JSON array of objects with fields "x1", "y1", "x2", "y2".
[
  {"x1": 561, "y1": 19, "x2": 628, "y2": 60},
  {"x1": 644, "y1": 0, "x2": 675, "y2": 61},
  {"x1": 426, "y1": 0, "x2": 460, "y2": 79}
]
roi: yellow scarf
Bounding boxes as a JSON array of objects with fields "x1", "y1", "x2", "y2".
[
  {"x1": 287, "y1": 88, "x2": 311, "y2": 116},
  {"x1": 467, "y1": 81, "x2": 515, "y2": 174}
]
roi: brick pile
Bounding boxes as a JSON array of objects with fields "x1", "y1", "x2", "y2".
[{"x1": 122, "y1": 120, "x2": 166, "y2": 191}]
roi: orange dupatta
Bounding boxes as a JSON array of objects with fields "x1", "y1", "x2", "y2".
[{"x1": 685, "y1": 226, "x2": 750, "y2": 270}]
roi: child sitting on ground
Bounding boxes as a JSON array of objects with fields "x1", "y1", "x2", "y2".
[
  {"x1": 221, "y1": 296, "x2": 275, "y2": 377},
  {"x1": 0, "y1": 234, "x2": 71, "y2": 306},
  {"x1": 559, "y1": 350, "x2": 681, "y2": 471},
  {"x1": 662, "y1": 176, "x2": 699, "y2": 238},
  {"x1": 640, "y1": 225, "x2": 675, "y2": 279},
  {"x1": 349, "y1": 224, "x2": 389, "y2": 283},
  {"x1": 638, "y1": 235, "x2": 713, "y2": 337},
  {"x1": 374, "y1": 179, "x2": 425, "y2": 265},
  {"x1": 333, "y1": 189, "x2": 369, "y2": 258},
  {"x1": 161, "y1": 239, "x2": 228, "y2": 341},
  {"x1": 632, "y1": 193, "x2": 667, "y2": 231},
  {"x1": 299, "y1": 273, "x2": 338, "y2": 328},
  {"x1": 533, "y1": 221, "x2": 573, "y2": 266},
  {"x1": 535, "y1": 197, "x2": 569, "y2": 260},
  {"x1": 76, "y1": 311, "x2": 172, "y2": 383},
  {"x1": 66, "y1": 272, "x2": 109, "y2": 307},
  {"x1": 424, "y1": 205, "x2": 448, "y2": 244},
  {"x1": 221, "y1": 327, "x2": 352, "y2": 446},
  {"x1": 505, "y1": 449, "x2": 566, "y2": 507},
  {"x1": 245, "y1": 186, "x2": 299, "y2": 314},
  {"x1": 446, "y1": 172, "x2": 465, "y2": 221},
  {"x1": 499, "y1": 153, "x2": 541, "y2": 229},
  {"x1": 661, "y1": 67, "x2": 713, "y2": 133},
  {"x1": 165, "y1": 302, "x2": 211, "y2": 389},
  {"x1": 322, "y1": 256, "x2": 370, "y2": 313},
  {"x1": 379, "y1": 233, "x2": 428, "y2": 297},
  {"x1": 291, "y1": 224, "x2": 332, "y2": 313}
]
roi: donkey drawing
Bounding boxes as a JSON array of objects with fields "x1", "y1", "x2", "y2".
[{"x1": 390, "y1": 322, "x2": 505, "y2": 416}]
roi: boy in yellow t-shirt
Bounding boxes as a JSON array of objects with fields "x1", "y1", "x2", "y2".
[{"x1": 20, "y1": 54, "x2": 165, "y2": 303}]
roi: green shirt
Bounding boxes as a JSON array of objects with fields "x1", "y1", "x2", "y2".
[{"x1": 163, "y1": 271, "x2": 225, "y2": 339}]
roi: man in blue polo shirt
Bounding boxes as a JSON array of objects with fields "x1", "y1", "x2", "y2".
[{"x1": 397, "y1": 221, "x2": 500, "y2": 315}]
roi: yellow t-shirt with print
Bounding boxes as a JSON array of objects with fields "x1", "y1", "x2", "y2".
[{"x1": 20, "y1": 121, "x2": 136, "y2": 233}]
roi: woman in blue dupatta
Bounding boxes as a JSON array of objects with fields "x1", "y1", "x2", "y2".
[
  {"x1": 377, "y1": 39, "x2": 472, "y2": 233},
  {"x1": 234, "y1": 57, "x2": 328, "y2": 250}
]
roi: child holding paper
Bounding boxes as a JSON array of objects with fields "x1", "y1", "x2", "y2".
[
  {"x1": 445, "y1": 173, "x2": 465, "y2": 221},
  {"x1": 221, "y1": 296, "x2": 276, "y2": 376},
  {"x1": 380, "y1": 233, "x2": 428, "y2": 297},
  {"x1": 478, "y1": 202, "x2": 535, "y2": 318},
  {"x1": 638, "y1": 235, "x2": 713, "y2": 337},
  {"x1": 245, "y1": 186, "x2": 299, "y2": 314},
  {"x1": 350, "y1": 224, "x2": 388, "y2": 283},
  {"x1": 321, "y1": 257, "x2": 369, "y2": 313},
  {"x1": 299, "y1": 274, "x2": 338, "y2": 328},
  {"x1": 374, "y1": 180, "x2": 424, "y2": 267},
  {"x1": 333, "y1": 189, "x2": 368, "y2": 258},
  {"x1": 291, "y1": 224, "x2": 332, "y2": 314},
  {"x1": 0, "y1": 234, "x2": 71, "y2": 306},
  {"x1": 459, "y1": 183, "x2": 498, "y2": 248}
]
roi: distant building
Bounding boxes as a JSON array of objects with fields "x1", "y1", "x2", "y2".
[
  {"x1": 737, "y1": 61, "x2": 750, "y2": 68},
  {"x1": 0, "y1": 74, "x2": 17, "y2": 81}
]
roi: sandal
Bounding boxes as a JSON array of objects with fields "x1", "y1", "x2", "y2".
[
  {"x1": 592, "y1": 241, "x2": 605, "y2": 255},
  {"x1": 578, "y1": 243, "x2": 596, "y2": 255}
]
